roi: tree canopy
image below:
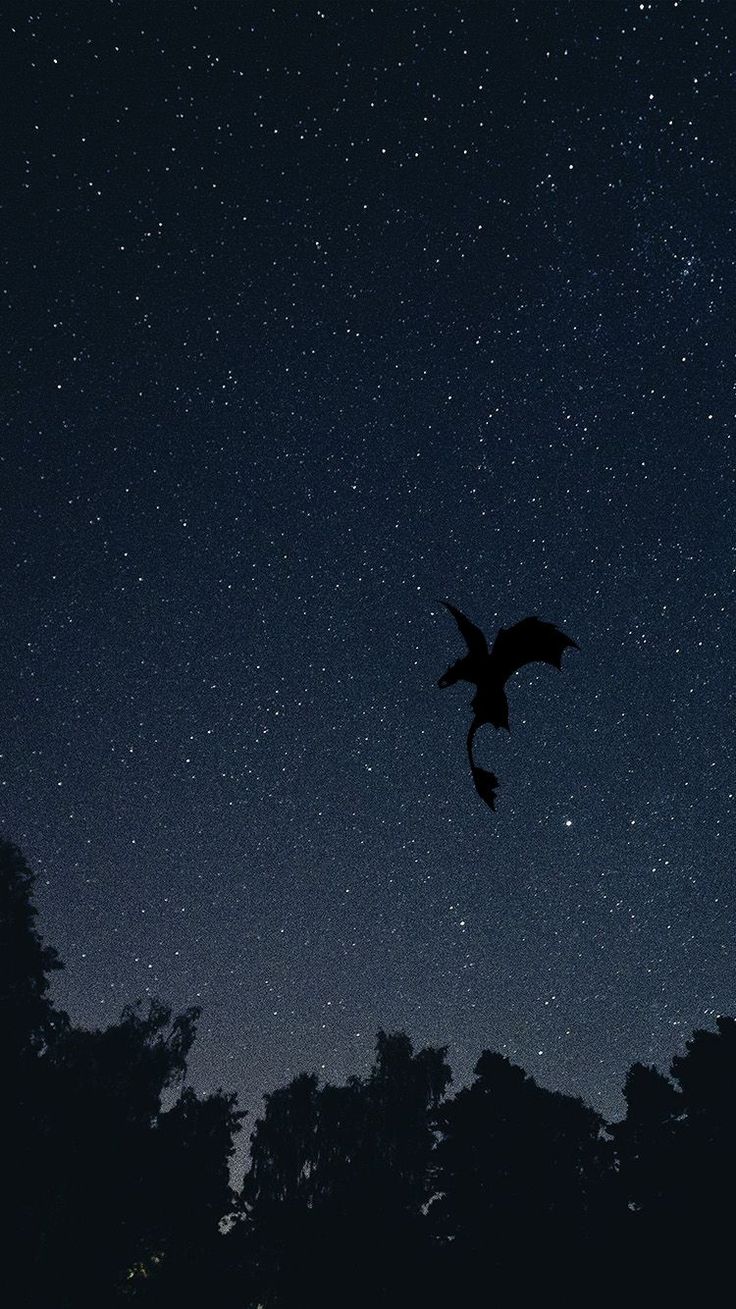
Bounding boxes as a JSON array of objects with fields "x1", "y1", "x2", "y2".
[{"x1": 3, "y1": 835, "x2": 736, "y2": 1307}]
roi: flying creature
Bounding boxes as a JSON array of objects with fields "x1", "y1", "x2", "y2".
[{"x1": 437, "y1": 602, "x2": 579, "y2": 811}]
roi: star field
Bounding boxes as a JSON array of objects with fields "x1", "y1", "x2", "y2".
[{"x1": 2, "y1": 1, "x2": 735, "y2": 1125}]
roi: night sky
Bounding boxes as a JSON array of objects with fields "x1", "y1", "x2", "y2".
[{"x1": 3, "y1": 2, "x2": 735, "y2": 1129}]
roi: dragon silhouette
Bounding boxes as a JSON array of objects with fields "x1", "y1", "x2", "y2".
[{"x1": 437, "y1": 601, "x2": 578, "y2": 810}]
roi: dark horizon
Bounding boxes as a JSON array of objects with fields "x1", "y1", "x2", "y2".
[{"x1": 5, "y1": 833, "x2": 736, "y2": 1306}]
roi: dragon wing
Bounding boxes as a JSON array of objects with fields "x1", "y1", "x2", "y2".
[
  {"x1": 490, "y1": 617, "x2": 578, "y2": 686},
  {"x1": 440, "y1": 601, "x2": 489, "y2": 659}
]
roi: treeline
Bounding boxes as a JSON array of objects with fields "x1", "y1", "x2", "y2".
[{"x1": 3, "y1": 836, "x2": 734, "y2": 1306}]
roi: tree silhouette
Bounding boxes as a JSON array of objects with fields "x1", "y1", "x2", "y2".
[
  {"x1": 611, "y1": 1061, "x2": 682, "y2": 1219},
  {"x1": 0, "y1": 838, "x2": 66, "y2": 1056},
  {"x1": 1, "y1": 840, "x2": 68, "y2": 1305},
  {"x1": 669, "y1": 1017, "x2": 736, "y2": 1243},
  {"x1": 432, "y1": 1051, "x2": 616, "y2": 1296},
  {"x1": 0, "y1": 838, "x2": 243, "y2": 1308},
  {"x1": 241, "y1": 1032, "x2": 450, "y2": 1307},
  {"x1": 8, "y1": 833, "x2": 736, "y2": 1304},
  {"x1": 610, "y1": 1021, "x2": 736, "y2": 1294},
  {"x1": 140, "y1": 1083, "x2": 245, "y2": 1305}
]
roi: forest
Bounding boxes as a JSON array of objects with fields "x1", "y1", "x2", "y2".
[{"x1": 3, "y1": 835, "x2": 733, "y2": 1306}]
